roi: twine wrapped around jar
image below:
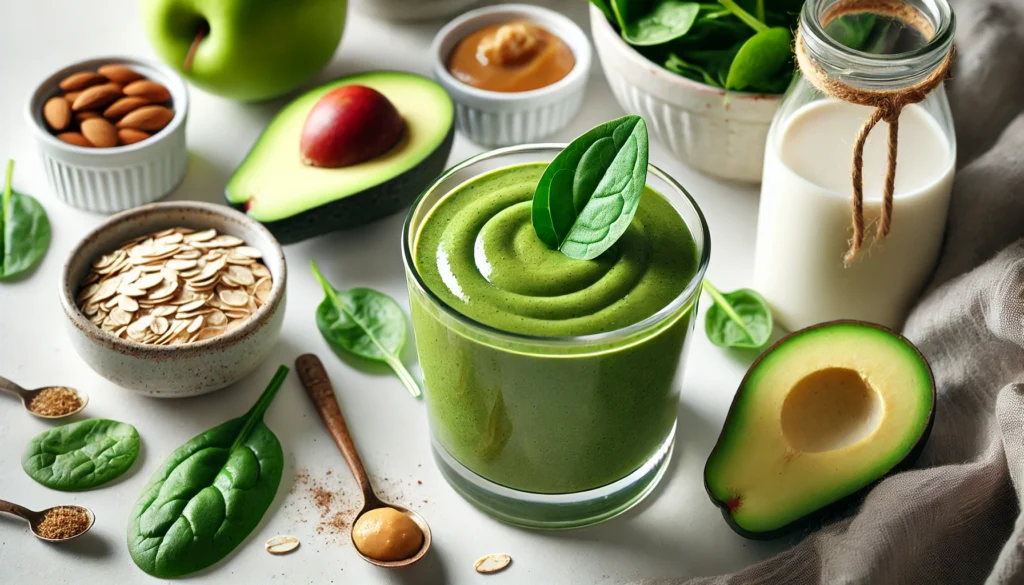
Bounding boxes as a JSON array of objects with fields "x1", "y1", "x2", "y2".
[{"x1": 794, "y1": 0, "x2": 955, "y2": 265}]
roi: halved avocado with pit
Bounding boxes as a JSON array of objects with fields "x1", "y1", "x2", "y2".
[
  {"x1": 704, "y1": 320, "x2": 935, "y2": 539},
  {"x1": 226, "y1": 71, "x2": 454, "y2": 243}
]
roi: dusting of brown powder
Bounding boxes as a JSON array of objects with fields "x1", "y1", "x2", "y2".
[{"x1": 28, "y1": 387, "x2": 82, "y2": 417}]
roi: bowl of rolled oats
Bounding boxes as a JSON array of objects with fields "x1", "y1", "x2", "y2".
[{"x1": 59, "y1": 201, "x2": 286, "y2": 397}]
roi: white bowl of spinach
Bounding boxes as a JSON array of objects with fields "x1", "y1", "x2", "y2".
[{"x1": 589, "y1": 0, "x2": 800, "y2": 182}]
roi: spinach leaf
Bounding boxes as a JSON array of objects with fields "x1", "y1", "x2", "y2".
[
  {"x1": 310, "y1": 260, "x2": 421, "y2": 398},
  {"x1": 725, "y1": 26, "x2": 793, "y2": 93},
  {"x1": 589, "y1": 0, "x2": 617, "y2": 24},
  {"x1": 532, "y1": 115, "x2": 649, "y2": 261},
  {"x1": 665, "y1": 53, "x2": 720, "y2": 87},
  {"x1": 622, "y1": 1, "x2": 701, "y2": 46},
  {"x1": 127, "y1": 366, "x2": 289, "y2": 578},
  {"x1": 703, "y1": 279, "x2": 773, "y2": 349},
  {"x1": 1, "y1": 160, "x2": 50, "y2": 281},
  {"x1": 22, "y1": 419, "x2": 140, "y2": 491}
]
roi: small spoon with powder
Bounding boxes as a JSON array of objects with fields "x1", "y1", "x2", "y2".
[
  {"x1": 296, "y1": 354, "x2": 431, "y2": 568},
  {"x1": 0, "y1": 498, "x2": 95, "y2": 542},
  {"x1": 0, "y1": 375, "x2": 88, "y2": 419}
]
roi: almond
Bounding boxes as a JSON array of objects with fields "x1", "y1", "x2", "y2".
[
  {"x1": 117, "y1": 128, "x2": 150, "y2": 145},
  {"x1": 43, "y1": 97, "x2": 71, "y2": 131},
  {"x1": 57, "y1": 132, "x2": 93, "y2": 147},
  {"x1": 63, "y1": 91, "x2": 81, "y2": 106},
  {"x1": 76, "y1": 111, "x2": 102, "y2": 121},
  {"x1": 103, "y1": 96, "x2": 150, "y2": 119},
  {"x1": 81, "y1": 117, "x2": 118, "y2": 148},
  {"x1": 116, "y1": 105, "x2": 174, "y2": 131},
  {"x1": 59, "y1": 71, "x2": 104, "y2": 92},
  {"x1": 97, "y1": 64, "x2": 144, "y2": 85},
  {"x1": 123, "y1": 80, "x2": 171, "y2": 103},
  {"x1": 72, "y1": 83, "x2": 123, "y2": 111}
]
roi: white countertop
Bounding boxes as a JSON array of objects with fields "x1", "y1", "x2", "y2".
[{"x1": 0, "y1": 1, "x2": 792, "y2": 583}]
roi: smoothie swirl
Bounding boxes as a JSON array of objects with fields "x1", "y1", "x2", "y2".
[{"x1": 413, "y1": 163, "x2": 698, "y2": 337}]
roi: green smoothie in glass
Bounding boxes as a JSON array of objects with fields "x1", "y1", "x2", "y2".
[{"x1": 403, "y1": 145, "x2": 708, "y2": 528}]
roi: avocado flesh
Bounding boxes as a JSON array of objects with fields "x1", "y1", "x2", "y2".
[
  {"x1": 704, "y1": 321, "x2": 935, "y2": 538},
  {"x1": 226, "y1": 71, "x2": 454, "y2": 243}
]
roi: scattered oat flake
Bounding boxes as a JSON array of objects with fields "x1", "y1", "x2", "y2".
[
  {"x1": 475, "y1": 553, "x2": 512, "y2": 574},
  {"x1": 265, "y1": 535, "x2": 300, "y2": 555}
]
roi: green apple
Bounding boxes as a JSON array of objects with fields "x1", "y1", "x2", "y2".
[{"x1": 142, "y1": 0, "x2": 347, "y2": 102}]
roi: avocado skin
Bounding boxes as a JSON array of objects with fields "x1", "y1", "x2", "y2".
[
  {"x1": 226, "y1": 124, "x2": 454, "y2": 245},
  {"x1": 703, "y1": 320, "x2": 937, "y2": 540}
]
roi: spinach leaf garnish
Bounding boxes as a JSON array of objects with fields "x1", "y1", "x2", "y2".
[
  {"x1": 22, "y1": 419, "x2": 140, "y2": 491},
  {"x1": 1, "y1": 160, "x2": 51, "y2": 281},
  {"x1": 703, "y1": 279, "x2": 773, "y2": 349},
  {"x1": 311, "y1": 260, "x2": 421, "y2": 398},
  {"x1": 127, "y1": 366, "x2": 289, "y2": 578},
  {"x1": 533, "y1": 115, "x2": 649, "y2": 261},
  {"x1": 621, "y1": 1, "x2": 701, "y2": 46}
]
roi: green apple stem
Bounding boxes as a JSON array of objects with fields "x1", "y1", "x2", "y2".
[{"x1": 184, "y1": 23, "x2": 207, "y2": 72}]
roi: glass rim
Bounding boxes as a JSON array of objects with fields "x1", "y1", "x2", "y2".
[
  {"x1": 802, "y1": 0, "x2": 956, "y2": 69},
  {"x1": 400, "y1": 143, "x2": 712, "y2": 347}
]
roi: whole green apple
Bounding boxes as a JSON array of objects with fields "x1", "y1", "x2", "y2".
[{"x1": 142, "y1": 0, "x2": 347, "y2": 101}]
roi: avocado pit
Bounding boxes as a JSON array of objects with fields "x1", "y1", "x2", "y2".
[{"x1": 300, "y1": 84, "x2": 406, "y2": 168}]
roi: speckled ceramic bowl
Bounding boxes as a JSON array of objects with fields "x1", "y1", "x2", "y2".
[{"x1": 59, "y1": 201, "x2": 286, "y2": 398}]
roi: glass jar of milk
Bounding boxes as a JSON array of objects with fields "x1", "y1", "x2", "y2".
[{"x1": 754, "y1": 0, "x2": 956, "y2": 331}]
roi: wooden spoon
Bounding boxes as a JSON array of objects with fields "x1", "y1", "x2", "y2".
[
  {"x1": 296, "y1": 354, "x2": 431, "y2": 568},
  {"x1": 0, "y1": 498, "x2": 94, "y2": 542},
  {"x1": 0, "y1": 375, "x2": 88, "y2": 419}
]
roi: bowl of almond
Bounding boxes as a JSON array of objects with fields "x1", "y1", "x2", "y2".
[
  {"x1": 59, "y1": 201, "x2": 286, "y2": 397},
  {"x1": 26, "y1": 57, "x2": 188, "y2": 213}
]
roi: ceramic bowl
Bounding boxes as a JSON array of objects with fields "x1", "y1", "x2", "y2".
[
  {"x1": 432, "y1": 4, "x2": 592, "y2": 147},
  {"x1": 59, "y1": 201, "x2": 286, "y2": 398},
  {"x1": 589, "y1": 5, "x2": 781, "y2": 183},
  {"x1": 26, "y1": 56, "x2": 189, "y2": 213},
  {"x1": 352, "y1": 0, "x2": 481, "y2": 21}
]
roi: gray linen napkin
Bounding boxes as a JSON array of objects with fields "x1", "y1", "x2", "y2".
[{"x1": 659, "y1": 1, "x2": 1024, "y2": 583}]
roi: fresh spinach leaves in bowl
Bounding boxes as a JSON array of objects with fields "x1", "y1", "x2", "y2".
[{"x1": 591, "y1": 0, "x2": 803, "y2": 93}]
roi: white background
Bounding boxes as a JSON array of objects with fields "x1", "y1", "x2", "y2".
[{"x1": 0, "y1": 1, "x2": 792, "y2": 583}]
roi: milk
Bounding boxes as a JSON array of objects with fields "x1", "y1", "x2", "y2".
[{"x1": 754, "y1": 99, "x2": 955, "y2": 331}]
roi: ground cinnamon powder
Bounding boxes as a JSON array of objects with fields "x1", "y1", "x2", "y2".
[{"x1": 28, "y1": 387, "x2": 82, "y2": 417}]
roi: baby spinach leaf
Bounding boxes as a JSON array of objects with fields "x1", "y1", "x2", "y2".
[
  {"x1": 22, "y1": 419, "x2": 140, "y2": 491},
  {"x1": 716, "y1": 0, "x2": 767, "y2": 33},
  {"x1": 725, "y1": 26, "x2": 793, "y2": 92},
  {"x1": 532, "y1": 115, "x2": 649, "y2": 261},
  {"x1": 703, "y1": 279, "x2": 773, "y2": 349},
  {"x1": 1, "y1": 160, "x2": 51, "y2": 281},
  {"x1": 589, "y1": 0, "x2": 617, "y2": 24},
  {"x1": 311, "y1": 260, "x2": 421, "y2": 398},
  {"x1": 622, "y1": 1, "x2": 701, "y2": 46},
  {"x1": 665, "y1": 53, "x2": 720, "y2": 86},
  {"x1": 127, "y1": 366, "x2": 289, "y2": 578}
]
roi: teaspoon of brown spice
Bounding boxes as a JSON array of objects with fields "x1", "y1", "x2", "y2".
[{"x1": 0, "y1": 375, "x2": 88, "y2": 419}]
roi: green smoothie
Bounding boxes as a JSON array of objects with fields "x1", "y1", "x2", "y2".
[{"x1": 409, "y1": 162, "x2": 701, "y2": 493}]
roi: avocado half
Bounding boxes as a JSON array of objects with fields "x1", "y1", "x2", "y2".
[
  {"x1": 226, "y1": 71, "x2": 455, "y2": 243},
  {"x1": 704, "y1": 320, "x2": 935, "y2": 539}
]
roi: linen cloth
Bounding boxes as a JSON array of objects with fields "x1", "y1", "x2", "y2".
[{"x1": 663, "y1": 1, "x2": 1024, "y2": 583}]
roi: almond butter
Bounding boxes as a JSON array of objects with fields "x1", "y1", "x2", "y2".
[
  {"x1": 117, "y1": 128, "x2": 150, "y2": 145},
  {"x1": 103, "y1": 96, "x2": 150, "y2": 119},
  {"x1": 57, "y1": 132, "x2": 93, "y2": 147},
  {"x1": 59, "y1": 71, "x2": 104, "y2": 92},
  {"x1": 116, "y1": 105, "x2": 174, "y2": 132},
  {"x1": 43, "y1": 97, "x2": 71, "y2": 131},
  {"x1": 123, "y1": 80, "x2": 171, "y2": 103},
  {"x1": 76, "y1": 111, "x2": 102, "y2": 121},
  {"x1": 72, "y1": 83, "x2": 123, "y2": 111},
  {"x1": 63, "y1": 91, "x2": 81, "y2": 106},
  {"x1": 98, "y1": 64, "x2": 145, "y2": 85},
  {"x1": 81, "y1": 117, "x2": 118, "y2": 148}
]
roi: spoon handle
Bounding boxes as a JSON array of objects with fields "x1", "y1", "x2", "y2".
[
  {"x1": 0, "y1": 498, "x2": 34, "y2": 522},
  {"x1": 295, "y1": 354, "x2": 379, "y2": 506},
  {"x1": 0, "y1": 376, "x2": 26, "y2": 400}
]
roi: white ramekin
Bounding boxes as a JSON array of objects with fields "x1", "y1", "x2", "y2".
[
  {"x1": 26, "y1": 56, "x2": 189, "y2": 213},
  {"x1": 352, "y1": 0, "x2": 482, "y2": 21},
  {"x1": 432, "y1": 4, "x2": 592, "y2": 147},
  {"x1": 589, "y1": 5, "x2": 780, "y2": 183}
]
